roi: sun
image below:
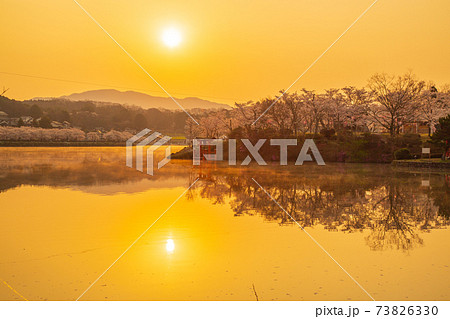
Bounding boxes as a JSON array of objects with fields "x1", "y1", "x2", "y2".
[{"x1": 161, "y1": 27, "x2": 182, "y2": 48}]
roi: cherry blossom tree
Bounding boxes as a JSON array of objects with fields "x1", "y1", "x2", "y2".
[
  {"x1": 418, "y1": 84, "x2": 450, "y2": 135},
  {"x1": 341, "y1": 86, "x2": 372, "y2": 132},
  {"x1": 86, "y1": 131, "x2": 102, "y2": 142}
]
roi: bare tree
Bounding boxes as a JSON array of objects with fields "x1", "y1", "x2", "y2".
[
  {"x1": 301, "y1": 89, "x2": 325, "y2": 134},
  {"x1": 265, "y1": 95, "x2": 291, "y2": 134},
  {"x1": 184, "y1": 117, "x2": 202, "y2": 139},
  {"x1": 322, "y1": 88, "x2": 347, "y2": 130},
  {"x1": 233, "y1": 100, "x2": 267, "y2": 135},
  {"x1": 367, "y1": 73, "x2": 425, "y2": 136}
]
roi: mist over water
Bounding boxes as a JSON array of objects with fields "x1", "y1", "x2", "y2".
[{"x1": 0, "y1": 147, "x2": 449, "y2": 300}]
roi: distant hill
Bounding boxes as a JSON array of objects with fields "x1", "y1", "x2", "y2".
[{"x1": 54, "y1": 89, "x2": 231, "y2": 110}]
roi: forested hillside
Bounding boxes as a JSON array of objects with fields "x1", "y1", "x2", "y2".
[{"x1": 0, "y1": 96, "x2": 191, "y2": 135}]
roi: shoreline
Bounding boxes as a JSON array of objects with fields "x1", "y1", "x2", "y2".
[
  {"x1": 392, "y1": 159, "x2": 450, "y2": 170},
  {"x1": 0, "y1": 141, "x2": 188, "y2": 147},
  {"x1": 2, "y1": 144, "x2": 449, "y2": 170}
]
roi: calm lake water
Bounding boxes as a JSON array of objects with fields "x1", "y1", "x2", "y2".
[{"x1": 0, "y1": 147, "x2": 449, "y2": 301}]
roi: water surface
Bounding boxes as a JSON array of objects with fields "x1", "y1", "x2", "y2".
[{"x1": 0, "y1": 147, "x2": 449, "y2": 300}]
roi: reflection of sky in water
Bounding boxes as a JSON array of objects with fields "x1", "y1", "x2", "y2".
[{"x1": 0, "y1": 148, "x2": 449, "y2": 300}]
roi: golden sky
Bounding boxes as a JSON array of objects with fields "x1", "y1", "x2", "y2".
[{"x1": 1, "y1": 0, "x2": 449, "y2": 104}]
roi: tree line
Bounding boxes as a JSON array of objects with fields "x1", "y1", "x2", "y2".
[
  {"x1": 0, "y1": 96, "x2": 188, "y2": 134},
  {"x1": 0, "y1": 126, "x2": 133, "y2": 142},
  {"x1": 186, "y1": 73, "x2": 450, "y2": 139},
  {"x1": 1, "y1": 72, "x2": 449, "y2": 144}
]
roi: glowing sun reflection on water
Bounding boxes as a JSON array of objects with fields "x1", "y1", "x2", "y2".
[{"x1": 166, "y1": 238, "x2": 175, "y2": 254}]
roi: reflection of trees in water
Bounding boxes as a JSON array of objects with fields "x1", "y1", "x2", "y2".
[
  {"x1": 1, "y1": 148, "x2": 449, "y2": 251},
  {"x1": 191, "y1": 169, "x2": 450, "y2": 251},
  {"x1": 365, "y1": 185, "x2": 427, "y2": 251},
  {"x1": 0, "y1": 162, "x2": 146, "y2": 192},
  {"x1": 430, "y1": 175, "x2": 450, "y2": 219},
  {"x1": 0, "y1": 148, "x2": 191, "y2": 193}
]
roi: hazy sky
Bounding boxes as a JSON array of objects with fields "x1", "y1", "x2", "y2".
[{"x1": 1, "y1": 0, "x2": 449, "y2": 105}]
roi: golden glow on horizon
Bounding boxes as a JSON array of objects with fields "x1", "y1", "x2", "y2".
[{"x1": 0, "y1": 0, "x2": 449, "y2": 103}]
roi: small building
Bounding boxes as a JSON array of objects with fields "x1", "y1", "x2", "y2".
[
  {"x1": 8, "y1": 118, "x2": 20, "y2": 126},
  {"x1": 51, "y1": 121, "x2": 63, "y2": 128},
  {"x1": 20, "y1": 116, "x2": 34, "y2": 126},
  {"x1": 402, "y1": 122, "x2": 432, "y2": 135},
  {"x1": 0, "y1": 111, "x2": 8, "y2": 121},
  {"x1": 62, "y1": 121, "x2": 71, "y2": 128}
]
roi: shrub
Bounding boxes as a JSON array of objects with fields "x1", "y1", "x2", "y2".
[
  {"x1": 391, "y1": 134, "x2": 422, "y2": 155},
  {"x1": 346, "y1": 133, "x2": 391, "y2": 163},
  {"x1": 320, "y1": 128, "x2": 336, "y2": 139},
  {"x1": 394, "y1": 148, "x2": 412, "y2": 160}
]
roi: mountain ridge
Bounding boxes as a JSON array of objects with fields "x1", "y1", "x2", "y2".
[{"x1": 43, "y1": 89, "x2": 232, "y2": 110}]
